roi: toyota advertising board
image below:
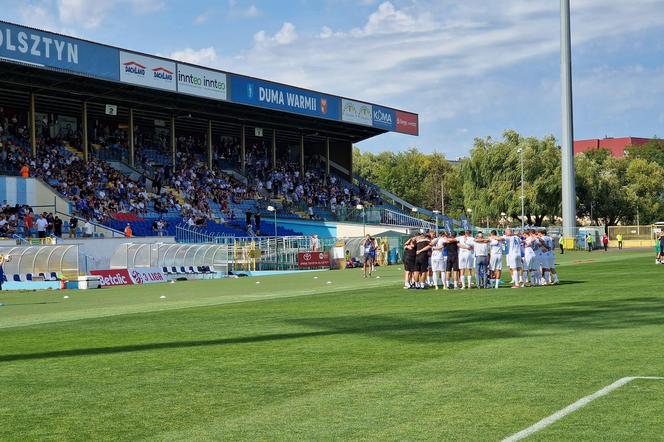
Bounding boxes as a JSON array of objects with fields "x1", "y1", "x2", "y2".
[
  {"x1": 341, "y1": 99, "x2": 373, "y2": 126},
  {"x1": 298, "y1": 251, "x2": 331, "y2": 269},
  {"x1": 0, "y1": 21, "x2": 119, "y2": 81},
  {"x1": 177, "y1": 63, "x2": 227, "y2": 101},
  {"x1": 119, "y1": 51, "x2": 176, "y2": 92},
  {"x1": 395, "y1": 110, "x2": 419, "y2": 135}
]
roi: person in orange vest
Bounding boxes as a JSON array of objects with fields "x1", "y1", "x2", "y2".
[
  {"x1": 124, "y1": 223, "x2": 133, "y2": 238},
  {"x1": 20, "y1": 164, "x2": 29, "y2": 178}
]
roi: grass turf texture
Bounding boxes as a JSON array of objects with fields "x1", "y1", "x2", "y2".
[{"x1": 0, "y1": 250, "x2": 662, "y2": 441}]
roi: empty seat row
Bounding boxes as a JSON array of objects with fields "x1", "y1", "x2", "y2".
[
  {"x1": 162, "y1": 266, "x2": 214, "y2": 275},
  {"x1": 11, "y1": 272, "x2": 60, "y2": 282}
]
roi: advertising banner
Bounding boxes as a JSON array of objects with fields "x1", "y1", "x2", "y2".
[
  {"x1": 119, "y1": 51, "x2": 176, "y2": 92},
  {"x1": 0, "y1": 21, "x2": 119, "y2": 80},
  {"x1": 341, "y1": 99, "x2": 373, "y2": 126},
  {"x1": 177, "y1": 63, "x2": 227, "y2": 101},
  {"x1": 371, "y1": 105, "x2": 396, "y2": 131},
  {"x1": 395, "y1": 110, "x2": 419, "y2": 135},
  {"x1": 298, "y1": 251, "x2": 331, "y2": 269},
  {"x1": 128, "y1": 268, "x2": 168, "y2": 285},
  {"x1": 230, "y1": 75, "x2": 340, "y2": 121},
  {"x1": 91, "y1": 269, "x2": 134, "y2": 287}
]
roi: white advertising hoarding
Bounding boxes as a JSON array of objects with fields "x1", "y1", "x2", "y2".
[
  {"x1": 119, "y1": 51, "x2": 176, "y2": 92},
  {"x1": 176, "y1": 64, "x2": 227, "y2": 101},
  {"x1": 341, "y1": 99, "x2": 373, "y2": 126}
]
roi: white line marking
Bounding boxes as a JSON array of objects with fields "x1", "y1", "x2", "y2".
[{"x1": 502, "y1": 376, "x2": 664, "y2": 442}]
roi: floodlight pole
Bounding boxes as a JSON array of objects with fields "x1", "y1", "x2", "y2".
[
  {"x1": 561, "y1": 0, "x2": 577, "y2": 239},
  {"x1": 520, "y1": 147, "x2": 525, "y2": 231}
]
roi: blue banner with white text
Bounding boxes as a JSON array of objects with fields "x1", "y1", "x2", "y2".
[
  {"x1": 230, "y1": 75, "x2": 340, "y2": 121},
  {"x1": 0, "y1": 21, "x2": 119, "y2": 81}
]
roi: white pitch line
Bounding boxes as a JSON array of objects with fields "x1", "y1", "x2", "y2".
[{"x1": 502, "y1": 376, "x2": 664, "y2": 442}]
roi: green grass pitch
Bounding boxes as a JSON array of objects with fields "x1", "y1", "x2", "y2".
[{"x1": 1, "y1": 250, "x2": 663, "y2": 441}]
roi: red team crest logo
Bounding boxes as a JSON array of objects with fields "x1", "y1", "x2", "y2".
[{"x1": 320, "y1": 98, "x2": 327, "y2": 114}]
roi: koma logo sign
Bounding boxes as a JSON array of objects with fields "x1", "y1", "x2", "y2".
[{"x1": 373, "y1": 109, "x2": 393, "y2": 125}]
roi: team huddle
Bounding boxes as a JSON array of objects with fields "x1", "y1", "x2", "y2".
[{"x1": 402, "y1": 228, "x2": 560, "y2": 290}]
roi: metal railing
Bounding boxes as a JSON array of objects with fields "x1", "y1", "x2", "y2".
[{"x1": 379, "y1": 208, "x2": 436, "y2": 230}]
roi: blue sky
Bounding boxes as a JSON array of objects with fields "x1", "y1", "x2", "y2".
[{"x1": 3, "y1": 0, "x2": 664, "y2": 158}]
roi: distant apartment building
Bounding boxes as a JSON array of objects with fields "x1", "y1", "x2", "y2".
[{"x1": 573, "y1": 137, "x2": 654, "y2": 158}]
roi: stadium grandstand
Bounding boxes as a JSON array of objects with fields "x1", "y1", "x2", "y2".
[{"x1": 0, "y1": 20, "x2": 441, "y2": 240}]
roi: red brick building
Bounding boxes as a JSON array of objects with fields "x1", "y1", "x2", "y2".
[{"x1": 573, "y1": 137, "x2": 653, "y2": 158}]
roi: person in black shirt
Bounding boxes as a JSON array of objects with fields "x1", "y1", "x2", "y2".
[
  {"x1": 53, "y1": 216, "x2": 63, "y2": 238},
  {"x1": 444, "y1": 231, "x2": 460, "y2": 289},
  {"x1": 245, "y1": 209, "x2": 252, "y2": 229},
  {"x1": 403, "y1": 237, "x2": 417, "y2": 289},
  {"x1": 254, "y1": 213, "x2": 261, "y2": 235},
  {"x1": 414, "y1": 232, "x2": 432, "y2": 289},
  {"x1": 69, "y1": 216, "x2": 78, "y2": 238}
]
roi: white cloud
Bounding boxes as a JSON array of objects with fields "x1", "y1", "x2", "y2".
[
  {"x1": 244, "y1": 4, "x2": 260, "y2": 17},
  {"x1": 194, "y1": 9, "x2": 212, "y2": 25},
  {"x1": 170, "y1": 47, "x2": 218, "y2": 65},
  {"x1": 319, "y1": 26, "x2": 333, "y2": 39},
  {"x1": 226, "y1": 1, "x2": 261, "y2": 18},
  {"x1": 57, "y1": 0, "x2": 115, "y2": 29},
  {"x1": 254, "y1": 22, "x2": 298, "y2": 46}
]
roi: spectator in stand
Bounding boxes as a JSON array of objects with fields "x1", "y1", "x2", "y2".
[
  {"x1": 69, "y1": 216, "x2": 78, "y2": 238},
  {"x1": 46, "y1": 212, "x2": 54, "y2": 236},
  {"x1": 254, "y1": 213, "x2": 261, "y2": 235},
  {"x1": 245, "y1": 209, "x2": 252, "y2": 228},
  {"x1": 36, "y1": 214, "x2": 48, "y2": 239},
  {"x1": 53, "y1": 216, "x2": 63, "y2": 238},
  {"x1": 124, "y1": 223, "x2": 133, "y2": 238},
  {"x1": 83, "y1": 219, "x2": 94, "y2": 238},
  {"x1": 20, "y1": 163, "x2": 29, "y2": 178},
  {"x1": 24, "y1": 211, "x2": 33, "y2": 237}
]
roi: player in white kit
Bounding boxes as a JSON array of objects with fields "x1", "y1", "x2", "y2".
[
  {"x1": 488, "y1": 230, "x2": 504, "y2": 289},
  {"x1": 457, "y1": 230, "x2": 474, "y2": 289},
  {"x1": 522, "y1": 230, "x2": 539, "y2": 286},
  {"x1": 503, "y1": 228, "x2": 524, "y2": 288},
  {"x1": 430, "y1": 232, "x2": 448, "y2": 290},
  {"x1": 539, "y1": 230, "x2": 559, "y2": 284}
]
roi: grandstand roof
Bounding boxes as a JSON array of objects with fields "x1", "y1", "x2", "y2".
[{"x1": 0, "y1": 20, "x2": 419, "y2": 142}]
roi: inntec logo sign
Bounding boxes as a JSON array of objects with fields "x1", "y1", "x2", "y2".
[
  {"x1": 177, "y1": 64, "x2": 227, "y2": 101},
  {"x1": 119, "y1": 51, "x2": 176, "y2": 92},
  {"x1": 341, "y1": 99, "x2": 372, "y2": 126}
]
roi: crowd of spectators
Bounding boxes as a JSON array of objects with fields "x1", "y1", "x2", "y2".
[
  {"x1": 169, "y1": 151, "x2": 257, "y2": 221},
  {"x1": 246, "y1": 150, "x2": 383, "y2": 218},
  {"x1": 1, "y1": 107, "x2": 386, "y2": 235}
]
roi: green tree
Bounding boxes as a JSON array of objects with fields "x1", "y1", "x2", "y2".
[
  {"x1": 625, "y1": 139, "x2": 664, "y2": 169},
  {"x1": 459, "y1": 130, "x2": 561, "y2": 226}
]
